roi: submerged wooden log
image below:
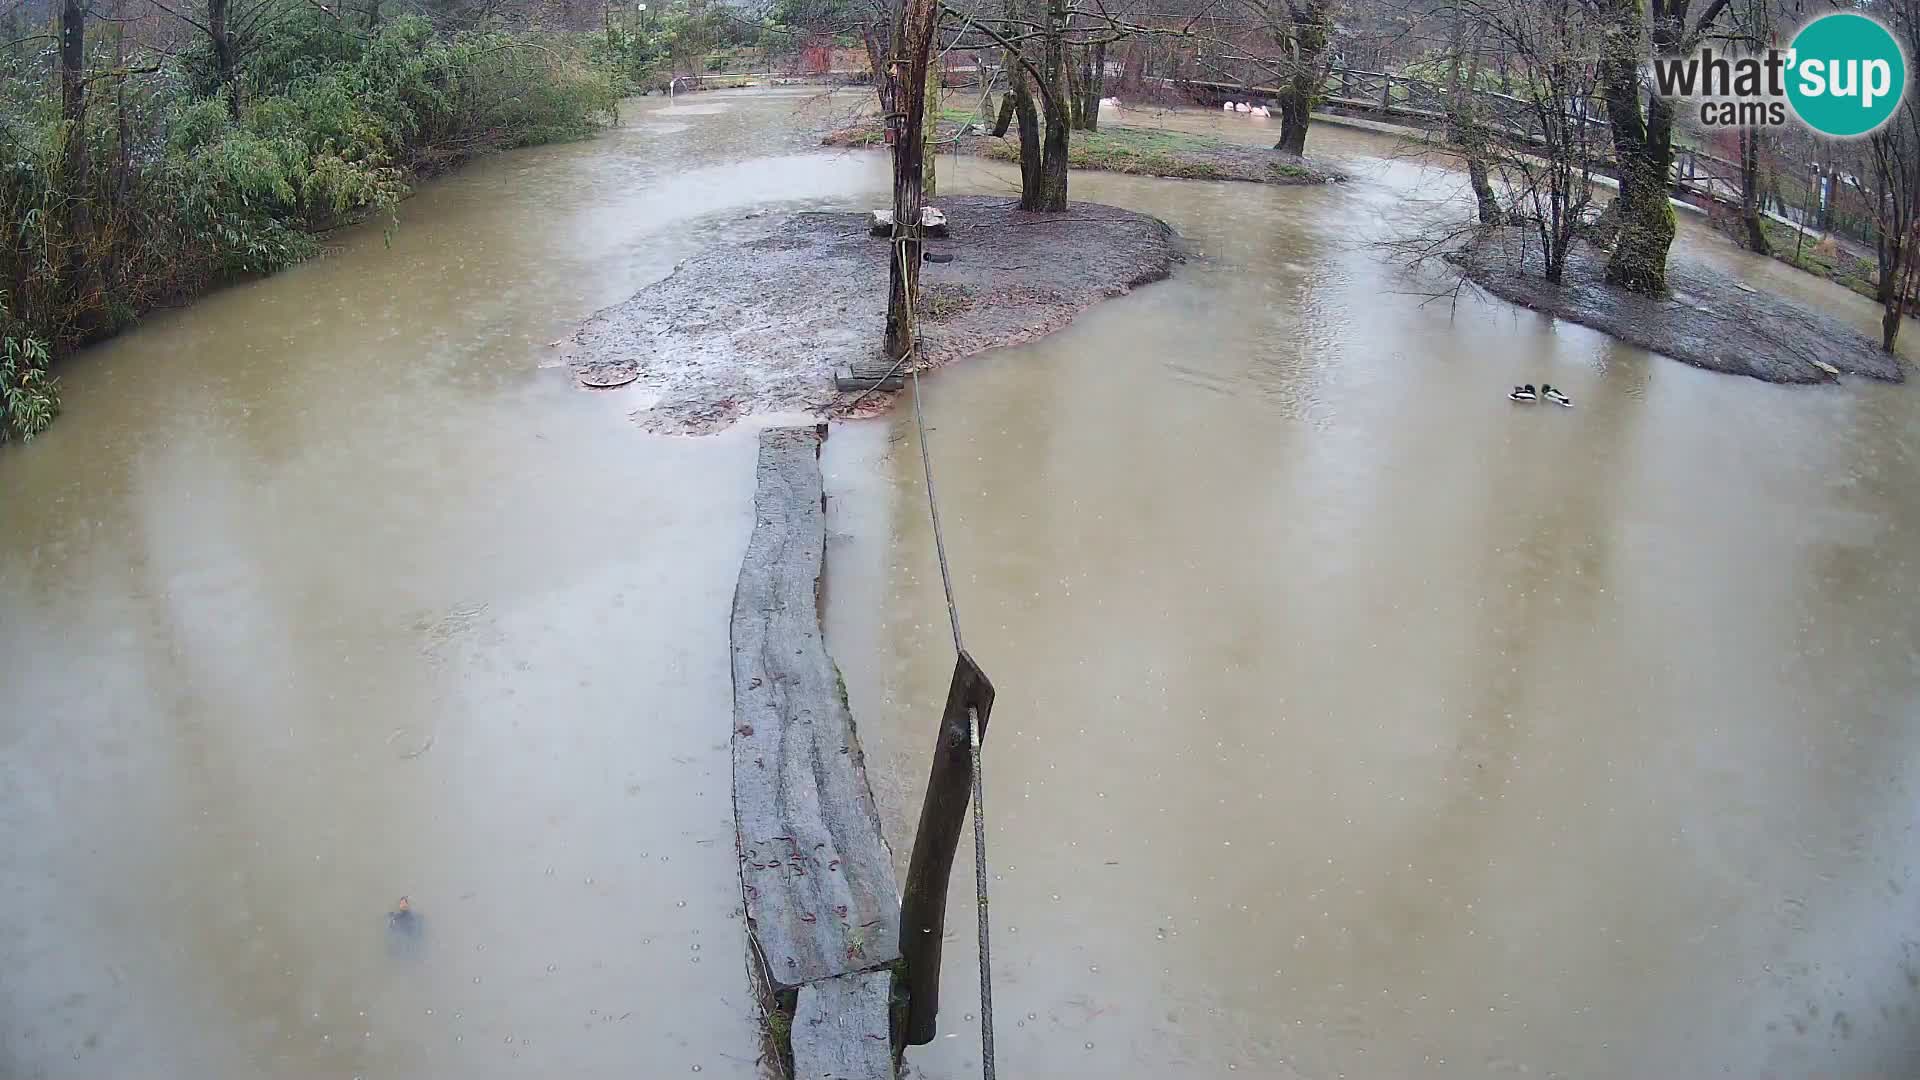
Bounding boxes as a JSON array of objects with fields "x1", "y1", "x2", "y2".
[{"x1": 731, "y1": 425, "x2": 902, "y2": 993}]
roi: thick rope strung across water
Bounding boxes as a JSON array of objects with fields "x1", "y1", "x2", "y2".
[
  {"x1": 867, "y1": 233, "x2": 997, "y2": 1079},
  {"x1": 909, "y1": 361, "x2": 995, "y2": 1079}
]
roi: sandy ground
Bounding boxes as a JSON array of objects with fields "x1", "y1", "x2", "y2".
[
  {"x1": 1454, "y1": 229, "x2": 1905, "y2": 384},
  {"x1": 561, "y1": 195, "x2": 1179, "y2": 433}
]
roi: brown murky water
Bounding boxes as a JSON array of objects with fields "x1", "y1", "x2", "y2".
[
  {"x1": 0, "y1": 89, "x2": 889, "y2": 1079},
  {"x1": 826, "y1": 112, "x2": 1920, "y2": 1078},
  {"x1": 4, "y1": 88, "x2": 1917, "y2": 1079}
]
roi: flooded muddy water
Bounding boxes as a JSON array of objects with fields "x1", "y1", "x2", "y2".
[
  {"x1": 0, "y1": 88, "x2": 889, "y2": 1079},
  {"x1": 826, "y1": 116, "x2": 1920, "y2": 1078},
  {"x1": 3, "y1": 86, "x2": 1916, "y2": 1080}
]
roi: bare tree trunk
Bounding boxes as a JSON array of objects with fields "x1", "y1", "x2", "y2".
[
  {"x1": 1119, "y1": 36, "x2": 1145, "y2": 92},
  {"x1": 1007, "y1": 51, "x2": 1043, "y2": 205},
  {"x1": 1082, "y1": 40, "x2": 1104, "y2": 131},
  {"x1": 1031, "y1": 0, "x2": 1070, "y2": 211},
  {"x1": 1447, "y1": 1, "x2": 1500, "y2": 224},
  {"x1": 1875, "y1": 203, "x2": 1904, "y2": 350},
  {"x1": 884, "y1": 0, "x2": 939, "y2": 360},
  {"x1": 863, "y1": 24, "x2": 893, "y2": 115},
  {"x1": 59, "y1": 0, "x2": 95, "y2": 330},
  {"x1": 209, "y1": 0, "x2": 238, "y2": 116},
  {"x1": 1739, "y1": 127, "x2": 1769, "y2": 255},
  {"x1": 992, "y1": 91, "x2": 1014, "y2": 136},
  {"x1": 923, "y1": 55, "x2": 939, "y2": 197}
]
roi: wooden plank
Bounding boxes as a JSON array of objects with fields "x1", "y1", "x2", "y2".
[
  {"x1": 732, "y1": 426, "x2": 903, "y2": 993},
  {"x1": 898, "y1": 650, "x2": 996, "y2": 1046},
  {"x1": 835, "y1": 364, "x2": 905, "y2": 392},
  {"x1": 790, "y1": 970, "x2": 897, "y2": 1080}
]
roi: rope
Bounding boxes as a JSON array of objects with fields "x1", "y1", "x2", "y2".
[
  {"x1": 967, "y1": 700, "x2": 995, "y2": 1080},
  {"x1": 873, "y1": 225, "x2": 997, "y2": 1079}
]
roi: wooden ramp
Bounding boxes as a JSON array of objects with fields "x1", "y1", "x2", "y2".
[{"x1": 730, "y1": 425, "x2": 899, "y2": 1077}]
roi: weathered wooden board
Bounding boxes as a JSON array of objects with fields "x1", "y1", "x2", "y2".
[
  {"x1": 732, "y1": 425, "x2": 903, "y2": 992},
  {"x1": 835, "y1": 361, "x2": 907, "y2": 392},
  {"x1": 790, "y1": 970, "x2": 897, "y2": 1080}
]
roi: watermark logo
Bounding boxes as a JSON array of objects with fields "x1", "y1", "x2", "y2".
[{"x1": 1649, "y1": 13, "x2": 1908, "y2": 137}]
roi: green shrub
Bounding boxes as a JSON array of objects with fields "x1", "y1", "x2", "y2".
[
  {"x1": 0, "y1": 14, "x2": 620, "y2": 437},
  {"x1": 0, "y1": 331, "x2": 57, "y2": 442}
]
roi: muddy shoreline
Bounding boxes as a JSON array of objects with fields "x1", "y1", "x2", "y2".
[
  {"x1": 1452, "y1": 230, "x2": 1905, "y2": 384},
  {"x1": 561, "y1": 195, "x2": 1179, "y2": 433}
]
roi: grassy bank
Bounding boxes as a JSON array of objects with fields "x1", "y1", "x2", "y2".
[
  {"x1": 1757, "y1": 219, "x2": 1881, "y2": 302},
  {"x1": 824, "y1": 106, "x2": 1338, "y2": 185},
  {"x1": 0, "y1": 12, "x2": 619, "y2": 441}
]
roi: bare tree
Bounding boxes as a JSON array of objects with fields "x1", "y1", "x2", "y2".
[
  {"x1": 1467, "y1": 0, "x2": 1604, "y2": 282},
  {"x1": 1864, "y1": 0, "x2": 1920, "y2": 350},
  {"x1": 1445, "y1": 0, "x2": 1501, "y2": 223}
]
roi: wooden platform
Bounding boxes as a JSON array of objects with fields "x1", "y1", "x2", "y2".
[{"x1": 730, "y1": 425, "x2": 898, "y2": 1075}]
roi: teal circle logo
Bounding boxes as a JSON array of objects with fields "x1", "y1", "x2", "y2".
[{"x1": 1787, "y1": 13, "x2": 1907, "y2": 137}]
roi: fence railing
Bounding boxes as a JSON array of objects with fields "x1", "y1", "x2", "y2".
[{"x1": 1175, "y1": 68, "x2": 1743, "y2": 201}]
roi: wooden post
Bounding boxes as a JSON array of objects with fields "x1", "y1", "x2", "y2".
[
  {"x1": 898, "y1": 651, "x2": 995, "y2": 1046},
  {"x1": 884, "y1": 0, "x2": 938, "y2": 361}
]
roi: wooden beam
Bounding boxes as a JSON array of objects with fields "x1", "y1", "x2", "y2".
[
  {"x1": 897, "y1": 650, "x2": 996, "y2": 1046},
  {"x1": 732, "y1": 426, "x2": 903, "y2": 993}
]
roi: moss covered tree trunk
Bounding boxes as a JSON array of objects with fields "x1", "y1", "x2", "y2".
[
  {"x1": 1595, "y1": 0, "x2": 1733, "y2": 295},
  {"x1": 1272, "y1": 0, "x2": 1328, "y2": 156},
  {"x1": 1597, "y1": 5, "x2": 1675, "y2": 295}
]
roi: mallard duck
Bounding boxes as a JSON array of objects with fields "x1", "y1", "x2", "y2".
[
  {"x1": 1542, "y1": 384, "x2": 1572, "y2": 407},
  {"x1": 1509, "y1": 384, "x2": 1538, "y2": 402}
]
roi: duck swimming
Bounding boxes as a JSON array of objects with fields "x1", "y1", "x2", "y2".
[
  {"x1": 1541, "y1": 384, "x2": 1572, "y2": 407},
  {"x1": 1509, "y1": 383, "x2": 1538, "y2": 402}
]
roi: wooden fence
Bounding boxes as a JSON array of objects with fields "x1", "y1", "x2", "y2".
[{"x1": 1174, "y1": 68, "x2": 1743, "y2": 206}]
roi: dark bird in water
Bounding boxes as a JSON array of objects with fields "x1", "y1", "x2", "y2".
[
  {"x1": 1509, "y1": 383, "x2": 1538, "y2": 402},
  {"x1": 389, "y1": 896, "x2": 417, "y2": 932},
  {"x1": 1541, "y1": 384, "x2": 1573, "y2": 407}
]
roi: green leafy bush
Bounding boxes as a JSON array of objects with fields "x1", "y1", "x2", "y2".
[
  {"x1": 0, "y1": 329, "x2": 57, "y2": 442},
  {"x1": 0, "y1": 13, "x2": 620, "y2": 437}
]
